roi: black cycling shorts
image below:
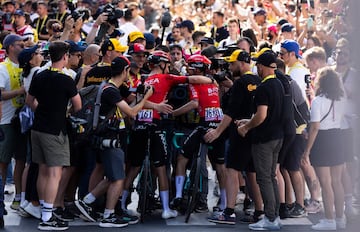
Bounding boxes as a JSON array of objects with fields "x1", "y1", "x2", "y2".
[
  {"x1": 181, "y1": 123, "x2": 225, "y2": 165},
  {"x1": 127, "y1": 127, "x2": 168, "y2": 168}
]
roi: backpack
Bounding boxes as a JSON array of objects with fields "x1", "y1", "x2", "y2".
[
  {"x1": 275, "y1": 70, "x2": 296, "y2": 136},
  {"x1": 276, "y1": 70, "x2": 311, "y2": 134},
  {"x1": 69, "y1": 81, "x2": 116, "y2": 142}
]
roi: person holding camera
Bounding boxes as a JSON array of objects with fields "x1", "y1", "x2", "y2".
[{"x1": 76, "y1": 56, "x2": 153, "y2": 227}]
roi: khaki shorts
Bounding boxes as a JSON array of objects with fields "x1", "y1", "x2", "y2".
[
  {"x1": 0, "y1": 124, "x2": 27, "y2": 163},
  {"x1": 31, "y1": 130, "x2": 70, "y2": 167}
]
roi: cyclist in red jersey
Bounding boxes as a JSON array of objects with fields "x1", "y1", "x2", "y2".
[
  {"x1": 171, "y1": 54, "x2": 227, "y2": 214},
  {"x1": 121, "y1": 51, "x2": 215, "y2": 219}
]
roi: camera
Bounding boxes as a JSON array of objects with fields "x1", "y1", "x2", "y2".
[
  {"x1": 102, "y1": 3, "x2": 124, "y2": 26},
  {"x1": 304, "y1": 74, "x2": 311, "y2": 88},
  {"x1": 71, "y1": 10, "x2": 85, "y2": 21},
  {"x1": 136, "y1": 84, "x2": 152, "y2": 95},
  {"x1": 101, "y1": 139, "x2": 121, "y2": 149},
  {"x1": 213, "y1": 70, "x2": 228, "y2": 83}
]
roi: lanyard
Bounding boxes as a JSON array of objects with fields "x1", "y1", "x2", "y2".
[
  {"x1": 287, "y1": 61, "x2": 305, "y2": 75},
  {"x1": 57, "y1": 12, "x2": 67, "y2": 22},
  {"x1": 244, "y1": 71, "x2": 254, "y2": 75},
  {"x1": 36, "y1": 16, "x2": 48, "y2": 33},
  {"x1": 261, "y1": 74, "x2": 276, "y2": 83},
  {"x1": 48, "y1": 67, "x2": 65, "y2": 74}
]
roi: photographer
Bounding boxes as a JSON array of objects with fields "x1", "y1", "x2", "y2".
[{"x1": 76, "y1": 56, "x2": 153, "y2": 227}]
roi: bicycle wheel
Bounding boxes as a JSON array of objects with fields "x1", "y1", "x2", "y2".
[
  {"x1": 139, "y1": 155, "x2": 150, "y2": 223},
  {"x1": 184, "y1": 146, "x2": 203, "y2": 223}
]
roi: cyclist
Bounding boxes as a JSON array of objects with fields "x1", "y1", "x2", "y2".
[
  {"x1": 121, "y1": 51, "x2": 215, "y2": 219},
  {"x1": 171, "y1": 54, "x2": 227, "y2": 214}
]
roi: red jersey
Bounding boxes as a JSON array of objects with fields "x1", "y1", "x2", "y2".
[
  {"x1": 137, "y1": 73, "x2": 188, "y2": 121},
  {"x1": 189, "y1": 83, "x2": 223, "y2": 122}
]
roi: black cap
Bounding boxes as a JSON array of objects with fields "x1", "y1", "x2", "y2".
[
  {"x1": 180, "y1": 20, "x2": 195, "y2": 31},
  {"x1": 18, "y1": 45, "x2": 39, "y2": 68},
  {"x1": 252, "y1": 48, "x2": 277, "y2": 68},
  {"x1": 111, "y1": 56, "x2": 130, "y2": 76},
  {"x1": 199, "y1": 37, "x2": 214, "y2": 45}
]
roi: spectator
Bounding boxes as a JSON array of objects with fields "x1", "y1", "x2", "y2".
[
  {"x1": 26, "y1": 41, "x2": 82, "y2": 230},
  {"x1": 302, "y1": 67, "x2": 346, "y2": 230}
]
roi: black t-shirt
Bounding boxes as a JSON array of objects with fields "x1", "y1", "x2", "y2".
[
  {"x1": 84, "y1": 64, "x2": 112, "y2": 87},
  {"x1": 225, "y1": 73, "x2": 261, "y2": 120},
  {"x1": 211, "y1": 26, "x2": 229, "y2": 43},
  {"x1": 29, "y1": 69, "x2": 78, "y2": 135},
  {"x1": 32, "y1": 16, "x2": 49, "y2": 36},
  {"x1": 251, "y1": 77, "x2": 284, "y2": 143},
  {"x1": 100, "y1": 83, "x2": 123, "y2": 116}
]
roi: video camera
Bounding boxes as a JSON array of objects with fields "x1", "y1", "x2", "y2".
[{"x1": 102, "y1": 3, "x2": 124, "y2": 26}]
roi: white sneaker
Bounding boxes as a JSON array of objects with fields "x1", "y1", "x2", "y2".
[
  {"x1": 20, "y1": 200, "x2": 29, "y2": 209},
  {"x1": 161, "y1": 209, "x2": 177, "y2": 219},
  {"x1": 345, "y1": 205, "x2": 358, "y2": 221},
  {"x1": 249, "y1": 216, "x2": 281, "y2": 231},
  {"x1": 123, "y1": 209, "x2": 140, "y2": 217},
  {"x1": 311, "y1": 219, "x2": 336, "y2": 230},
  {"x1": 336, "y1": 216, "x2": 346, "y2": 229},
  {"x1": 275, "y1": 216, "x2": 283, "y2": 228},
  {"x1": 24, "y1": 203, "x2": 41, "y2": 219}
]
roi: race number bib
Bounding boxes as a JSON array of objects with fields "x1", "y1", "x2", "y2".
[
  {"x1": 205, "y1": 107, "x2": 223, "y2": 122},
  {"x1": 137, "y1": 109, "x2": 153, "y2": 122}
]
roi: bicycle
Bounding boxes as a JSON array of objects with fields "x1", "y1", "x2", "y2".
[
  {"x1": 135, "y1": 123, "x2": 159, "y2": 223},
  {"x1": 180, "y1": 126, "x2": 209, "y2": 223}
]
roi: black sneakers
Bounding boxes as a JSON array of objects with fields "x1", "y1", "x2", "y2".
[
  {"x1": 53, "y1": 207, "x2": 75, "y2": 222},
  {"x1": 99, "y1": 213, "x2": 129, "y2": 228},
  {"x1": 289, "y1": 203, "x2": 307, "y2": 218},
  {"x1": 75, "y1": 199, "x2": 96, "y2": 222},
  {"x1": 38, "y1": 216, "x2": 69, "y2": 231}
]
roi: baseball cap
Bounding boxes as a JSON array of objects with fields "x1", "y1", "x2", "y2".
[
  {"x1": 281, "y1": 23, "x2": 294, "y2": 33},
  {"x1": 224, "y1": 49, "x2": 250, "y2": 63},
  {"x1": 253, "y1": 48, "x2": 277, "y2": 68},
  {"x1": 65, "y1": 40, "x2": 87, "y2": 53},
  {"x1": 14, "y1": 9, "x2": 25, "y2": 17},
  {"x1": 268, "y1": 25, "x2": 278, "y2": 34},
  {"x1": 128, "y1": 31, "x2": 145, "y2": 43},
  {"x1": 2, "y1": 0, "x2": 15, "y2": 6},
  {"x1": 199, "y1": 37, "x2": 214, "y2": 45},
  {"x1": 201, "y1": 45, "x2": 217, "y2": 58},
  {"x1": 281, "y1": 39, "x2": 302, "y2": 58},
  {"x1": 111, "y1": 56, "x2": 130, "y2": 76},
  {"x1": 109, "y1": 29, "x2": 125, "y2": 38},
  {"x1": 277, "y1": 18, "x2": 288, "y2": 26},
  {"x1": 143, "y1": 32, "x2": 155, "y2": 50},
  {"x1": 253, "y1": 8, "x2": 267, "y2": 16},
  {"x1": 128, "y1": 43, "x2": 149, "y2": 55},
  {"x1": 2, "y1": 34, "x2": 28, "y2": 49},
  {"x1": 180, "y1": 20, "x2": 195, "y2": 31},
  {"x1": 102, "y1": 38, "x2": 128, "y2": 54},
  {"x1": 18, "y1": 45, "x2": 39, "y2": 68}
]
